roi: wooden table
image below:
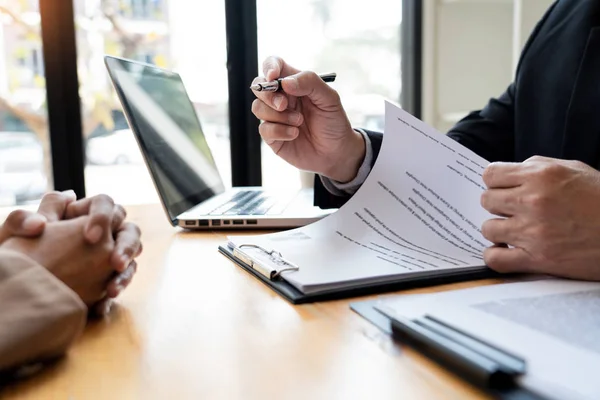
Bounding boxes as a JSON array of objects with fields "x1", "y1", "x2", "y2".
[{"x1": 0, "y1": 204, "x2": 506, "y2": 399}]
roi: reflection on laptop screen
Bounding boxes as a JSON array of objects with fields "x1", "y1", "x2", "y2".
[{"x1": 105, "y1": 57, "x2": 225, "y2": 221}]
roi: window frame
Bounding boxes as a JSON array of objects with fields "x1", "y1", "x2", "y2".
[{"x1": 37, "y1": 0, "x2": 420, "y2": 197}]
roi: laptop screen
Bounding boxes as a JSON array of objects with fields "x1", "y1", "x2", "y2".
[{"x1": 104, "y1": 56, "x2": 225, "y2": 222}]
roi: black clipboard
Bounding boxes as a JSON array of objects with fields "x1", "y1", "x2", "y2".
[{"x1": 218, "y1": 244, "x2": 499, "y2": 304}]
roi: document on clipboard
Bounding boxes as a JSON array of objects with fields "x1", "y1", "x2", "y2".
[
  {"x1": 373, "y1": 279, "x2": 600, "y2": 400},
  {"x1": 219, "y1": 101, "x2": 498, "y2": 303}
]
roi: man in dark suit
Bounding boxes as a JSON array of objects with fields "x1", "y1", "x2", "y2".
[{"x1": 251, "y1": 0, "x2": 600, "y2": 281}]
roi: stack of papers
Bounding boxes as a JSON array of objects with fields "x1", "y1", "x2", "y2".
[
  {"x1": 227, "y1": 101, "x2": 496, "y2": 295},
  {"x1": 375, "y1": 279, "x2": 600, "y2": 400}
]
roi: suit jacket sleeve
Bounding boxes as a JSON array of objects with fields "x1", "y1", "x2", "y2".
[
  {"x1": 446, "y1": 83, "x2": 516, "y2": 162},
  {"x1": 314, "y1": 129, "x2": 383, "y2": 209},
  {"x1": 0, "y1": 249, "x2": 87, "y2": 375}
]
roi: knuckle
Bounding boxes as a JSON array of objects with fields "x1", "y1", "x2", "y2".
[
  {"x1": 303, "y1": 71, "x2": 321, "y2": 87},
  {"x1": 514, "y1": 193, "x2": 525, "y2": 207},
  {"x1": 94, "y1": 212, "x2": 112, "y2": 227},
  {"x1": 540, "y1": 163, "x2": 562, "y2": 176},
  {"x1": 570, "y1": 160, "x2": 588, "y2": 170},
  {"x1": 126, "y1": 259, "x2": 138, "y2": 270},
  {"x1": 262, "y1": 56, "x2": 275, "y2": 68},
  {"x1": 480, "y1": 191, "x2": 491, "y2": 210},
  {"x1": 102, "y1": 239, "x2": 116, "y2": 255},
  {"x1": 480, "y1": 220, "x2": 493, "y2": 240},
  {"x1": 483, "y1": 248, "x2": 503, "y2": 270},
  {"x1": 329, "y1": 88, "x2": 341, "y2": 103},
  {"x1": 259, "y1": 122, "x2": 277, "y2": 139},
  {"x1": 483, "y1": 249, "x2": 514, "y2": 273},
  {"x1": 94, "y1": 194, "x2": 115, "y2": 207},
  {"x1": 121, "y1": 244, "x2": 135, "y2": 257},
  {"x1": 305, "y1": 71, "x2": 319, "y2": 80},
  {"x1": 119, "y1": 274, "x2": 133, "y2": 287},
  {"x1": 529, "y1": 223, "x2": 549, "y2": 240},
  {"x1": 528, "y1": 225, "x2": 544, "y2": 240},
  {"x1": 258, "y1": 122, "x2": 268, "y2": 137},
  {"x1": 526, "y1": 155, "x2": 545, "y2": 163},
  {"x1": 524, "y1": 193, "x2": 538, "y2": 207},
  {"x1": 251, "y1": 99, "x2": 262, "y2": 115},
  {"x1": 6, "y1": 209, "x2": 28, "y2": 224},
  {"x1": 131, "y1": 222, "x2": 142, "y2": 237},
  {"x1": 45, "y1": 190, "x2": 62, "y2": 197},
  {"x1": 121, "y1": 266, "x2": 135, "y2": 282},
  {"x1": 121, "y1": 221, "x2": 141, "y2": 238},
  {"x1": 263, "y1": 56, "x2": 281, "y2": 74},
  {"x1": 524, "y1": 192, "x2": 548, "y2": 209},
  {"x1": 115, "y1": 204, "x2": 127, "y2": 218},
  {"x1": 530, "y1": 163, "x2": 563, "y2": 184},
  {"x1": 481, "y1": 165, "x2": 496, "y2": 187},
  {"x1": 41, "y1": 191, "x2": 63, "y2": 202},
  {"x1": 135, "y1": 242, "x2": 143, "y2": 256}
]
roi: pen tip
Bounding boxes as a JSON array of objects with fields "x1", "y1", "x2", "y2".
[{"x1": 250, "y1": 84, "x2": 260, "y2": 91}]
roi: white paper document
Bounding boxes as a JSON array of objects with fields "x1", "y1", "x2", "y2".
[
  {"x1": 228, "y1": 101, "x2": 495, "y2": 294},
  {"x1": 376, "y1": 279, "x2": 600, "y2": 400}
]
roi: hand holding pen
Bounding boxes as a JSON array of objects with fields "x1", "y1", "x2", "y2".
[{"x1": 250, "y1": 56, "x2": 366, "y2": 183}]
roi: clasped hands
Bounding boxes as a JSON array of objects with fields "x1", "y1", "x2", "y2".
[{"x1": 0, "y1": 191, "x2": 142, "y2": 315}]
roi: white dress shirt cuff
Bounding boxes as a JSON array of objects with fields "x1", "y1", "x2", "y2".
[{"x1": 319, "y1": 128, "x2": 373, "y2": 196}]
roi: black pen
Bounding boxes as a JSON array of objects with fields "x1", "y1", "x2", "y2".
[
  {"x1": 389, "y1": 315, "x2": 526, "y2": 389},
  {"x1": 250, "y1": 72, "x2": 337, "y2": 92}
]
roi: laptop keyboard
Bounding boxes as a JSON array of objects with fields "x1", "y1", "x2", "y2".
[{"x1": 208, "y1": 190, "x2": 279, "y2": 216}]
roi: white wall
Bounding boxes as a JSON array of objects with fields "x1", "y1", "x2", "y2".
[{"x1": 422, "y1": 0, "x2": 554, "y2": 133}]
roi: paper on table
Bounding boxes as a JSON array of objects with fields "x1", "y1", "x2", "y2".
[
  {"x1": 376, "y1": 279, "x2": 600, "y2": 400},
  {"x1": 228, "y1": 101, "x2": 495, "y2": 294}
]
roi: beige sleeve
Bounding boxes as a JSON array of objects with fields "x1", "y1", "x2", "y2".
[{"x1": 0, "y1": 249, "x2": 87, "y2": 374}]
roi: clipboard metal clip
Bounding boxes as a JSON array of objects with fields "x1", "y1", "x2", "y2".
[{"x1": 233, "y1": 244, "x2": 300, "y2": 280}]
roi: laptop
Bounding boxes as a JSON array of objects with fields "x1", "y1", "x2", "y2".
[{"x1": 104, "y1": 55, "x2": 334, "y2": 229}]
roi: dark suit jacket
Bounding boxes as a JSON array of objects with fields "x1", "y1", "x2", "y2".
[{"x1": 315, "y1": 0, "x2": 600, "y2": 209}]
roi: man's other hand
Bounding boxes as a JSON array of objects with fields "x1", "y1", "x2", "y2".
[{"x1": 481, "y1": 156, "x2": 600, "y2": 280}]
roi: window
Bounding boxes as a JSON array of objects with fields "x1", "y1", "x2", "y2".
[
  {"x1": 0, "y1": 2, "x2": 51, "y2": 206},
  {"x1": 0, "y1": 0, "x2": 415, "y2": 207},
  {"x1": 257, "y1": 0, "x2": 402, "y2": 189},
  {"x1": 30, "y1": 48, "x2": 43, "y2": 76},
  {"x1": 76, "y1": 0, "x2": 230, "y2": 205},
  {"x1": 119, "y1": 0, "x2": 164, "y2": 20}
]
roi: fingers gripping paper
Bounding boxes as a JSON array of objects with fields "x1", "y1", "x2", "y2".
[{"x1": 227, "y1": 101, "x2": 495, "y2": 295}]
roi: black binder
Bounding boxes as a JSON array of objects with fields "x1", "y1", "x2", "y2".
[
  {"x1": 218, "y1": 243, "x2": 499, "y2": 304},
  {"x1": 350, "y1": 300, "x2": 548, "y2": 400}
]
